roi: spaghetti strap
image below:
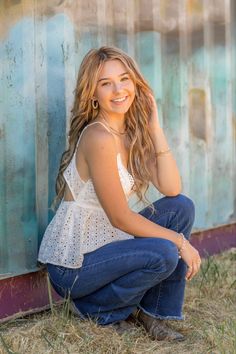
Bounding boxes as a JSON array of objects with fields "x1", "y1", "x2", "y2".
[
  {"x1": 75, "y1": 121, "x2": 113, "y2": 149},
  {"x1": 89, "y1": 121, "x2": 112, "y2": 133}
]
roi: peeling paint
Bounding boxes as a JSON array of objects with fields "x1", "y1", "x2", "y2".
[{"x1": 189, "y1": 89, "x2": 206, "y2": 140}]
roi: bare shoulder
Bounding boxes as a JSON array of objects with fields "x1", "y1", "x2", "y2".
[
  {"x1": 81, "y1": 122, "x2": 116, "y2": 158},
  {"x1": 77, "y1": 122, "x2": 130, "y2": 227}
]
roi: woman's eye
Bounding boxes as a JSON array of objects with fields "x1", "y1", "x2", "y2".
[
  {"x1": 121, "y1": 77, "x2": 129, "y2": 81},
  {"x1": 101, "y1": 82, "x2": 111, "y2": 86}
]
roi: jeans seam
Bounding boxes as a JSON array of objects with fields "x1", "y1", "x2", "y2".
[
  {"x1": 176, "y1": 213, "x2": 179, "y2": 233},
  {"x1": 141, "y1": 206, "x2": 175, "y2": 217},
  {"x1": 154, "y1": 280, "x2": 163, "y2": 313},
  {"x1": 81, "y1": 251, "x2": 164, "y2": 271},
  {"x1": 152, "y1": 210, "x2": 178, "y2": 231},
  {"x1": 154, "y1": 210, "x2": 175, "y2": 220}
]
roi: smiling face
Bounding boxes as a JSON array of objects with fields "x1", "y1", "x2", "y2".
[{"x1": 93, "y1": 59, "x2": 135, "y2": 119}]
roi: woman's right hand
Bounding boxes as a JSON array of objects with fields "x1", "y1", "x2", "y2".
[{"x1": 179, "y1": 241, "x2": 201, "y2": 281}]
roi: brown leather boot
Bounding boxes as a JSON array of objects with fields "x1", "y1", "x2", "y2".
[
  {"x1": 134, "y1": 310, "x2": 185, "y2": 341},
  {"x1": 110, "y1": 320, "x2": 136, "y2": 335}
]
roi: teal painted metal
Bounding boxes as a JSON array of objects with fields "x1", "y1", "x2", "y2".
[{"x1": 0, "y1": 0, "x2": 235, "y2": 278}]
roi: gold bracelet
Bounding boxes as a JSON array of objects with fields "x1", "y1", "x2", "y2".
[{"x1": 155, "y1": 148, "x2": 171, "y2": 157}]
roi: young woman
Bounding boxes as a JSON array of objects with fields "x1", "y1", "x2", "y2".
[{"x1": 38, "y1": 46, "x2": 201, "y2": 341}]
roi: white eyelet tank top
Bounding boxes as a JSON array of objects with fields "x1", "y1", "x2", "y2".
[{"x1": 38, "y1": 122, "x2": 135, "y2": 268}]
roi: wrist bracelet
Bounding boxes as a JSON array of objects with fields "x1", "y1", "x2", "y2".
[
  {"x1": 178, "y1": 232, "x2": 187, "y2": 259},
  {"x1": 155, "y1": 148, "x2": 171, "y2": 157}
]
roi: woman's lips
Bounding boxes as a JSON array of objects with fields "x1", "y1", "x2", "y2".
[{"x1": 111, "y1": 96, "x2": 128, "y2": 105}]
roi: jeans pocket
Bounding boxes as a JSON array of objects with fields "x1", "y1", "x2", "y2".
[
  {"x1": 54, "y1": 265, "x2": 66, "y2": 276},
  {"x1": 47, "y1": 264, "x2": 67, "y2": 297},
  {"x1": 47, "y1": 264, "x2": 81, "y2": 299},
  {"x1": 49, "y1": 276, "x2": 67, "y2": 298}
]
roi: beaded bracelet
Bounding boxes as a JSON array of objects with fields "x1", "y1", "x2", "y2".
[
  {"x1": 155, "y1": 148, "x2": 171, "y2": 157},
  {"x1": 178, "y1": 232, "x2": 187, "y2": 259}
]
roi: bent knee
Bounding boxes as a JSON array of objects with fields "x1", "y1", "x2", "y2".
[
  {"x1": 166, "y1": 194, "x2": 195, "y2": 223},
  {"x1": 161, "y1": 239, "x2": 179, "y2": 274},
  {"x1": 145, "y1": 238, "x2": 179, "y2": 274},
  {"x1": 177, "y1": 194, "x2": 195, "y2": 214}
]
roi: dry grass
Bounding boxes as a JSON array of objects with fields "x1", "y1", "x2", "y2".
[{"x1": 0, "y1": 249, "x2": 235, "y2": 354}]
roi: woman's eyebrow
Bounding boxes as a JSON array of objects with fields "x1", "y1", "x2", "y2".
[{"x1": 97, "y1": 72, "x2": 129, "y2": 82}]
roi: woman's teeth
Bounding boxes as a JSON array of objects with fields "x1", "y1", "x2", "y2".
[{"x1": 112, "y1": 96, "x2": 127, "y2": 102}]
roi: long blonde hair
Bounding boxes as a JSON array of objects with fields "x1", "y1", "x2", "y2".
[{"x1": 52, "y1": 46, "x2": 156, "y2": 211}]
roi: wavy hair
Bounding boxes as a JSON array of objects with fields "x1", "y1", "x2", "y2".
[{"x1": 52, "y1": 46, "x2": 156, "y2": 212}]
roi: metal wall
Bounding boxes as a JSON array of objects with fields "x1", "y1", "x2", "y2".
[{"x1": 0, "y1": 0, "x2": 235, "y2": 277}]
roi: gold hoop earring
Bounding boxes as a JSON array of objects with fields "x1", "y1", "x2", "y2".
[{"x1": 92, "y1": 99, "x2": 99, "y2": 110}]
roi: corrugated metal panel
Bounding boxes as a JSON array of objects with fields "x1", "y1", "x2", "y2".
[{"x1": 0, "y1": 0, "x2": 235, "y2": 277}]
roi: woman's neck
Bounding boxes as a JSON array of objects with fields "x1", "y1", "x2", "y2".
[{"x1": 98, "y1": 112, "x2": 126, "y2": 134}]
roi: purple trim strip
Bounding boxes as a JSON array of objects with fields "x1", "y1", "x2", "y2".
[
  {"x1": 0, "y1": 270, "x2": 61, "y2": 322},
  {"x1": 191, "y1": 223, "x2": 236, "y2": 257}
]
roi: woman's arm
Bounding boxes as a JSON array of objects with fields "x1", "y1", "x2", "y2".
[
  {"x1": 83, "y1": 125, "x2": 200, "y2": 280},
  {"x1": 147, "y1": 95, "x2": 182, "y2": 196},
  {"x1": 84, "y1": 126, "x2": 181, "y2": 246}
]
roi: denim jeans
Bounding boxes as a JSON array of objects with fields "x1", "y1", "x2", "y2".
[{"x1": 47, "y1": 194, "x2": 195, "y2": 325}]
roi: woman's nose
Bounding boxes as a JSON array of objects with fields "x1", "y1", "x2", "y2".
[{"x1": 113, "y1": 82, "x2": 122, "y2": 93}]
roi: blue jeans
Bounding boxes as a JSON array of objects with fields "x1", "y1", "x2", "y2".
[{"x1": 47, "y1": 194, "x2": 195, "y2": 325}]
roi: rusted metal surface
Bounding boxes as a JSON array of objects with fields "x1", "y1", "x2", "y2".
[
  {"x1": 0, "y1": 0, "x2": 235, "y2": 280},
  {"x1": 0, "y1": 269, "x2": 61, "y2": 323}
]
